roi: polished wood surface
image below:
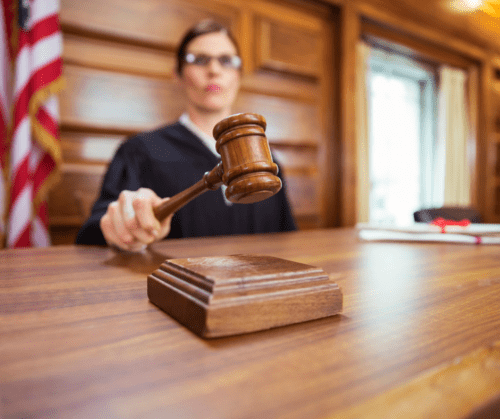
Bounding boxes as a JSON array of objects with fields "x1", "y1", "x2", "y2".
[
  {"x1": 336, "y1": 341, "x2": 500, "y2": 418},
  {"x1": 152, "y1": 113, "x2": 282, "y2": 221},
  {"x1": 1, "y1": 229, "x2": 500, "y2": 418},
  {"x1": 148, "y1": 254, "x2": 342, "y2": 338}
]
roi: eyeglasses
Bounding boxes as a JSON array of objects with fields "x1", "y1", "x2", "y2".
[{"x1": 184, "y1": 53, "x2": 242, "y2": 69}]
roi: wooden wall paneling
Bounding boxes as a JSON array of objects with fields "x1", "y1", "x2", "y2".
[
  {"x1": 234, "y1": 93, "x2": 321, "y2": 144},
  {"x1": 347, "y1": 1, "x2": 488, "y2": 60},
  {"x1": 318, "y1": 10, "x2": 340, "y2": 228},
  {"x1": 60, "y1": 0, "x2": 240, "y2": 48},
  {"x1": 57, "y1": 0, "x2": 242, "y2": 243},
  {"x1": 246, "y1": 0, "x2": 328, "y2": 29},
  {"x1": 53, "y1": 0, "x2": 500, "y2": 241},
  {"x1": 486, "y1": 58, "x2": 500, "y2": 222},
  {"x1": 238, "y1": 4, "x2": 254, "y2": 74},
  {"x1": 496, "y1": 143, "x2": 500, "y2": 178},
  {"x1": 361, "y1": 20, "x2": 477, "y2": 70},
  {"x1": 337, "y1": 4, "x2": 360, "y2": 227},
  {"x1": 234, "y1": 92, "x2": 323, "y2": 228},
  {"x1": 246, "y1": 0, "x2": 336, "y2": 230},
  {"x1": 59, "y1": 132, "x2": 125, "y2": 164},
  {"x1": 285, "y1": 174, "x2": 320, "y2": 218},
  {"x1": 496, "y1": 186, "x2": 500, "y2": 217},
  {"x1": 467, "y1": 65, "x2": 479, "y2": 212},
  {"x1": 254, "y1": 15, "x2": 322, "y2": 77},
  {"x1": 60, "y1": 0, "x2": 246, "y2": 243},
  {"x1": 54, "y1": 0, "x2": 337, "y2": 242},
  {"x1": 271, "y1": 144, "x2": 320, "y2": 227},
  {"x1": 242, "y1": 0, "x2": 335, "y2": 229},
  {"x1": 60, "y1": 64, "x2": 186, "y2": 133},
  {"x1": 63, "y1": 72, "x2": 322, "y2": 149},
  {"x1": 271, "y1": 144, "x2": 318, "y2": 169},
  {"x1": 48, "y1": 163, "x2": 107, "y2": 226},
  {"x1": 49, "y1": 226, "x2": 81, "y2": 245},
  {"x1": 240, "y1": 72, "x2": 320, "y2": 102},
  {"x1": 389, "y1": 0, "x2": 500, "y2": 54},
  {"x1": 493, "y1": 62, "x2": 500, "y2": 221},
  {"x1": 63, "y1": 32, "x2": 175, "y2": 78}
]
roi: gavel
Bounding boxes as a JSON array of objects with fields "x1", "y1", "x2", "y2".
[{"x1": 153, "y1": 113, "x2": 282, "y2": 221}]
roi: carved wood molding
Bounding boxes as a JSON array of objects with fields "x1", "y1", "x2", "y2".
[{"x1": 254, "y1": 15, "x2": 322, "y2": 78}]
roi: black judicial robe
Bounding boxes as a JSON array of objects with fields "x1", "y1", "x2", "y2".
[{"x1": 76, "y1": 122, "x2": 297, "y2": 245}]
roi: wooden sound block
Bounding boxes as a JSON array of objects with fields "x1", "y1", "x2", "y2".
[{"x1": 147, "y1": 254, "x2": 343, "y2": 338}]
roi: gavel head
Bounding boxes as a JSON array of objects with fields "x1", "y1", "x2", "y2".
[{"x1": 213, "y1": 113, "x2": 282, "y2": 204}]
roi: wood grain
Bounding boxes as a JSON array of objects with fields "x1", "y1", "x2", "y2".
[
  {"x1": 349, "y1": 0, "x2": 489, "y2": 59},
  {"x1": 240, "y1": 70, "x2": 320, "y2": 102},
  {"x1": 59, "y1": 132, "x2": 124, "y2": 164},
  {"x1": 285, "y1": 173, "x2": 320, "y2": 218},
  {"x1": 331, "y1": 341, "x2": 500, "y2": 419},
  {"x1": 271, "y1": 144, "x2": 320, "y2": 224},
  {"x1": 234, "y1": 93, "x2": 321, "y2": 143},
  {"x1": 487, "y1": 61, "x2": 500, "y2": 222},
  {"x1": 60, "y1": 64, "x2": 186, "y2": 132},
  {"x1": 60, "y1": 0, "x2": 239, "y2": 48},
  {"x1": 63, "y1": 31, "x2": 176, "y2": 78},
  {"x1": 48, "y1": 163, "x2": 106, "y2": 226},
  {"x1": 254, "y1": 15, "x2": 322, "y2": 77},
  {"x1": 148, "y1": 254, "x2": 342, "y2": 337},
  {"x1": 1, "y1": 229, "x2": 500, "y2": 418},
  {"x1": 467, "y1": 66, "x2": 480, "y2": 214},
  {"x1": 338, "y1": 4, "x2": 359, "y2": 227},
  {"x1": 361, "y1": 20, "x2": 476, "y2": 70}
]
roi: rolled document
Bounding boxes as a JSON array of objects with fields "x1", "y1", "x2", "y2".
[{"x1": 357, "y1": 223, "x2": 500, "y2": 244}]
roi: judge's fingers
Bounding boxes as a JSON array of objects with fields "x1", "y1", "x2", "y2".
[
  {"x1": 119, "y1": 189, "x2": 158, "y2": 245},
  {"x1": 100, "y1": 210, "x2": 120, "y2": 246},
  {"x1": 149, "y1": 196, "x2": 173, "y2": 240},
  {"x1": 131, "y1": 188, "x2": 171, "y2": 240},
  {"x1": 100, "y1": 202, "x2": 143, "y2": 251}
]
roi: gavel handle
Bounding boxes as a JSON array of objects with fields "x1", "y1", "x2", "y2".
[{"x1": 153, "y1": 162, "x2": 224, "y2": 222}]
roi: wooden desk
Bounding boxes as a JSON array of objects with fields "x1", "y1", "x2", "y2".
[{"x1": 1, "y1": 229, "x2": 500, "y2": 418}]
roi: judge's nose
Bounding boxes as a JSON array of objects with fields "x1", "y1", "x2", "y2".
[{"x1": 207, "y1": 58, "x2": 223, "y2": 75}]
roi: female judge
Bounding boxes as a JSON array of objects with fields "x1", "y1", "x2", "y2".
[{"x1": 76, "y1": 20, "x2": 296, "y2": 251}]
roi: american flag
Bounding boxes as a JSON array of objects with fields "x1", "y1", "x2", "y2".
[{"x1": 0, "y1": 0, "x2": 63, "y2": 248}]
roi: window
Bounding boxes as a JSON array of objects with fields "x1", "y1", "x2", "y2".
[{"x1": 367, "y1": 48, "x2": 437, "y2": 225}]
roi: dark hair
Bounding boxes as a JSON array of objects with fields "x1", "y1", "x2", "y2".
[{"x1": 176, "y1": 20, "x2": 241, "y2": 75}]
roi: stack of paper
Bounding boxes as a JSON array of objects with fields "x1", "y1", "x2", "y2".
[{"x1": 357, "y1": 223, "x2": 500, "y2": 244}]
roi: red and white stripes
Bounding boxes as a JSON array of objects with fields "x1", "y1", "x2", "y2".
[
  {"x1": 1, "y1": 0, "x2": 63, "y2": 248},
  {"x1": 0, "y1": 0, "x2": 11, "y2": 245}
]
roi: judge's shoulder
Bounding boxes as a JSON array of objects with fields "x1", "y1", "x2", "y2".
[{"x1": 116, "y1": 122, "x2": 191, "y2": 158}]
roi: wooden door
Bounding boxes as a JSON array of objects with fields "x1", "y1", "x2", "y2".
[{"x1": 51, "y1": 0, "x2": 337, "y2": 244}]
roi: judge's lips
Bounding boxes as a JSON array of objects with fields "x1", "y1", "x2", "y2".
[{"x1": 206, "y1": 84, "x2": 221, "y2": 92}]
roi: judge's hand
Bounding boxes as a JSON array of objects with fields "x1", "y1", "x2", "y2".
[{"x1": 100, "y1": 188, "x2": 173, "y2": 252}]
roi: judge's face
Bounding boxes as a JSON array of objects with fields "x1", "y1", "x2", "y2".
[{"x1": 179, "y1": 32, "x2": 241, "y2": 114}]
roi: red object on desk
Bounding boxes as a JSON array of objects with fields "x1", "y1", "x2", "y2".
[{"x1": 431, "y1": 217, "x2": 471, "y2": 233}]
